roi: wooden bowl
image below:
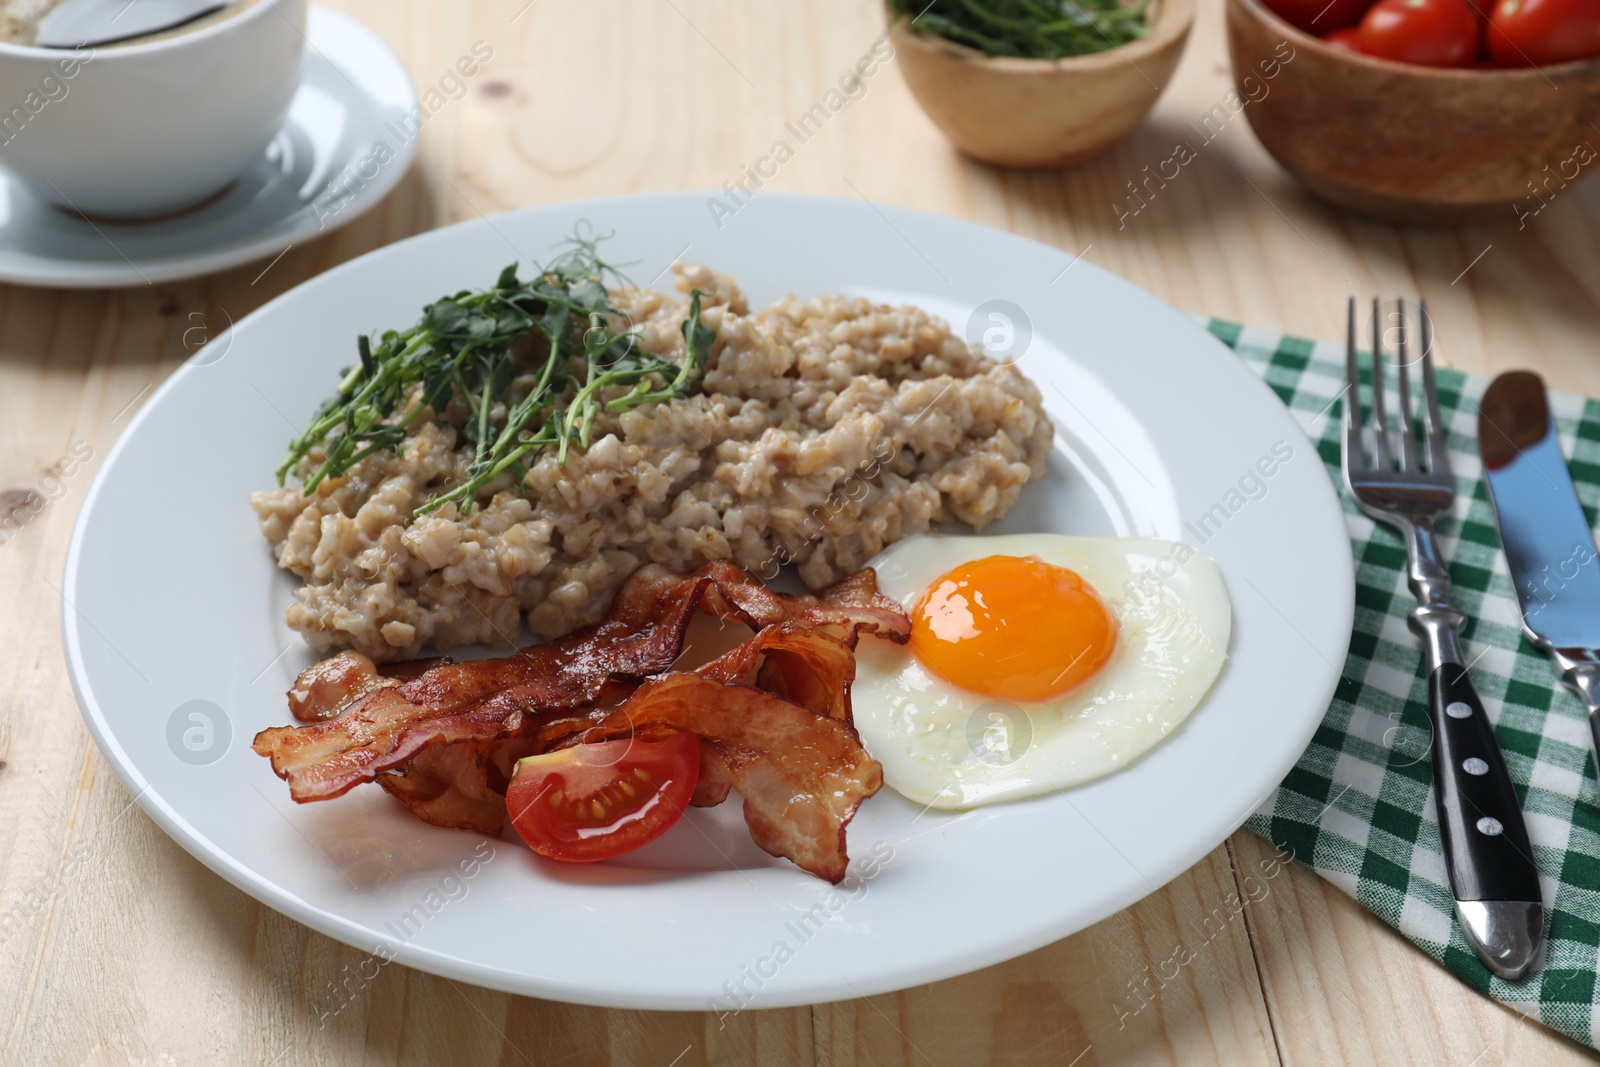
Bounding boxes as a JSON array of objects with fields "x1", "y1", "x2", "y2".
[
  {"x1": 888, "y1": 0, "x2": 1195, "y2": 168},
  {"x1": 1227, "y1": 0, "x2": 1600, "y2": 224}
]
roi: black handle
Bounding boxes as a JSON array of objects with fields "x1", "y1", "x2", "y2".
[
  {"x1": 1590, "y1": 710, "x2": 1600, "y2": 776},
  {"x1": 1429, "y1": 664, "x2": 1541, "y2": 903}
]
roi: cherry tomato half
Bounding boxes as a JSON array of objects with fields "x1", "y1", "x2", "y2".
[
  {"x1": 1360, "y1": 0, "x2": 1482, "y2": 66},
  {"x1": 505, "y1": 733, "x2": 700, "y2": 862},
  {"x1": 1323, "y1": 25, "x2": 1367, "y2": 49},
  {"x1": 1262, "y1": 0, "x2": 1377, "y2": 32},
  {"x1": 1488, "y1": 0, "x2": 1600, "y2": 66}
]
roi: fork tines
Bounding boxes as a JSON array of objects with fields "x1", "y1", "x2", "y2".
[{"x1": 1344, "y1": 296, "x2": 1450, "y2": 485}]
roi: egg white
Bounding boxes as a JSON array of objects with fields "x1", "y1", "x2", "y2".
[{"x1": 854, "y1": 533, "x2": 1231, "y2": 809}]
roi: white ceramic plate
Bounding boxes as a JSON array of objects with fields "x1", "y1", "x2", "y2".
[
  {"x1": 0, "y1": 8, "x2": 416, "y2": 288},
  {"x1": 62, "y1": 192, "x2": 1354, "y2": 1009}
]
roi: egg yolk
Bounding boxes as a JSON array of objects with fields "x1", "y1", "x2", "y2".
[{"x1": 909, "y1": 554, "x2": 1117, "y2": 703}]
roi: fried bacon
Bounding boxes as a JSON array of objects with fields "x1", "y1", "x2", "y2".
[
  {"x1": 690, "y1": 740, "x2": 736, "y2": 808},
  {"x1": 377, "y1": 736, "x2": 536, "y2": 834},
  {"x1": 696, "y1": 624, "x2": 860, "y2": 721},
  {"x1": 701, "y1": 564, "x2": 910, "y2": 642},
  {"x1": 255, "y1": 565, "x2": 711, "y2": 802},
  {"x1": 575, "y1": 674, "x2": 883, "y2": 883},
  {"x1": 286, "y1": 651, "x2": 455, "y2": 722},
  {"x1": 254, "y1": 560, "x2": 908, "y2": 880}
]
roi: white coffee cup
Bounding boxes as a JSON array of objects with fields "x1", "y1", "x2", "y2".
[{"x1": 0, "y1": 0, "x2": 307, "y2": 218}]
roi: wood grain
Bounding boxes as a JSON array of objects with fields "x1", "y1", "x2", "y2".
[{"x1": 2, "y1": 1, "x2": 1599, "y2": 1064}]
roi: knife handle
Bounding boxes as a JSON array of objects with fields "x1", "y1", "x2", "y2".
[{"x1": 1428, "y1": 663, "x2": 1541, "y2": 903}]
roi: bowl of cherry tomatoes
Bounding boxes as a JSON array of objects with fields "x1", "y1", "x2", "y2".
[{"x1": 1226, "y1": 0, "x2": 1600, "y2": 223}]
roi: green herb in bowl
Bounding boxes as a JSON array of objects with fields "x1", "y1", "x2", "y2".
[
  {"x1": 890, "y1": 0, "x2": 1151, "y2": 60},
  {"x1": 886, "y1": 0, "x2": 1192, "y2": 166}
]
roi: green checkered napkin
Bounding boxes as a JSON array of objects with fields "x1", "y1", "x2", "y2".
[{"x1": 1204, "y1": 319, "x2": 1600, "y2": 1050}]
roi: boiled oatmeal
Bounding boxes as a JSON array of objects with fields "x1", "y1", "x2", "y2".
[{"x1": 250, "y1": 263, "x2": 1053, "y2": 659}]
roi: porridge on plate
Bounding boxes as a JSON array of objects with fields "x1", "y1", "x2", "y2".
[{"x1": 251, "y1": 263, "x2": 1052, "y2": 660}]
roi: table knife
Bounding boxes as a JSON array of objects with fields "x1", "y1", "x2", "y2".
[{"x1": 1481, "y1": 370, "x2": 1600, "y2": 763}]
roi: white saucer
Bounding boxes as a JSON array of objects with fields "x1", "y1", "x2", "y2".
[{"x1": 0, "y1": 8, "x2": 417, "y2": 289}]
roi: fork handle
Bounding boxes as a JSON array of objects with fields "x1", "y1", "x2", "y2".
[
  {"x1": 1426, "y1": 663, "x2": 1541, "y2": 905},
  {"x1": 1407, "y1": 521, "x2": 1542, "y2": 978}
]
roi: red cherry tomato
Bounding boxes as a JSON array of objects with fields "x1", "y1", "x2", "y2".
[
  {"x1": 1262, "y1": 0, "x2": 1377, "y2": 32},
  {"x1": 1488, "y1": 0, "x2": 1600, "y2": 66},
  {"x1": 1323, "y1": 25, "x2": 1367, "y2": 49},
  {"x1": 1360, "y1": 0, "x2": 1483, "y2": 66},
  {"x1": 505, "y1": 733, "x2": 700, "y2": 863}
]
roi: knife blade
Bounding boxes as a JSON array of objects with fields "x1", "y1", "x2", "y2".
[
  {"x1": 1479, "y1": 370, "x2": 1600, "y2": 759},
  {"x1": 35, "y1": 0, "x2": 228, "y2": 50}
]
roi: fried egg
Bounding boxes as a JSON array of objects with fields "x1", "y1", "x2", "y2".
[{"x1": 854, "y1": 533, "x2": 1231, "y2": 809}]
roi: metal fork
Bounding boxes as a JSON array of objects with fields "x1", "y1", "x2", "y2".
[{"x1": 1343, "y1": 296, "x2": 1542, "y2": 981}]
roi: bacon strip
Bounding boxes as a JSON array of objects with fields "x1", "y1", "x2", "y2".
[
  {"x1": 536, "y1": 622, "x2": 873, "y2": 873},
  {"x1": 700, "y1": 563, "x2": 910, "y2": 643},
  {"x1": 286, "y1": 651, "x2": 454, "y2": 723},
  {"x1": 690, "y1": 740, "x2": 736, "y2": 808},
  {"x1": 254, "y1": 566, "x2": 710, "y2": 802},
  {"x1": 288, "y1": 651, "x2": 393, "y2": 723},
  {"x1": 697, "y1": 624, "x2": 859, "y2": 721},
  {"x1": 377, "y1": 736, "x2": 536, "y2": 834},
  {"x1": 579, "y1": 674, "x2": 883, "y2": 883}
]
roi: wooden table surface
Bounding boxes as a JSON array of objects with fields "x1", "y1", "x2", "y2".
[{"x1": 4, "y1": 1, "x2": 1599, "y2": 1064}]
